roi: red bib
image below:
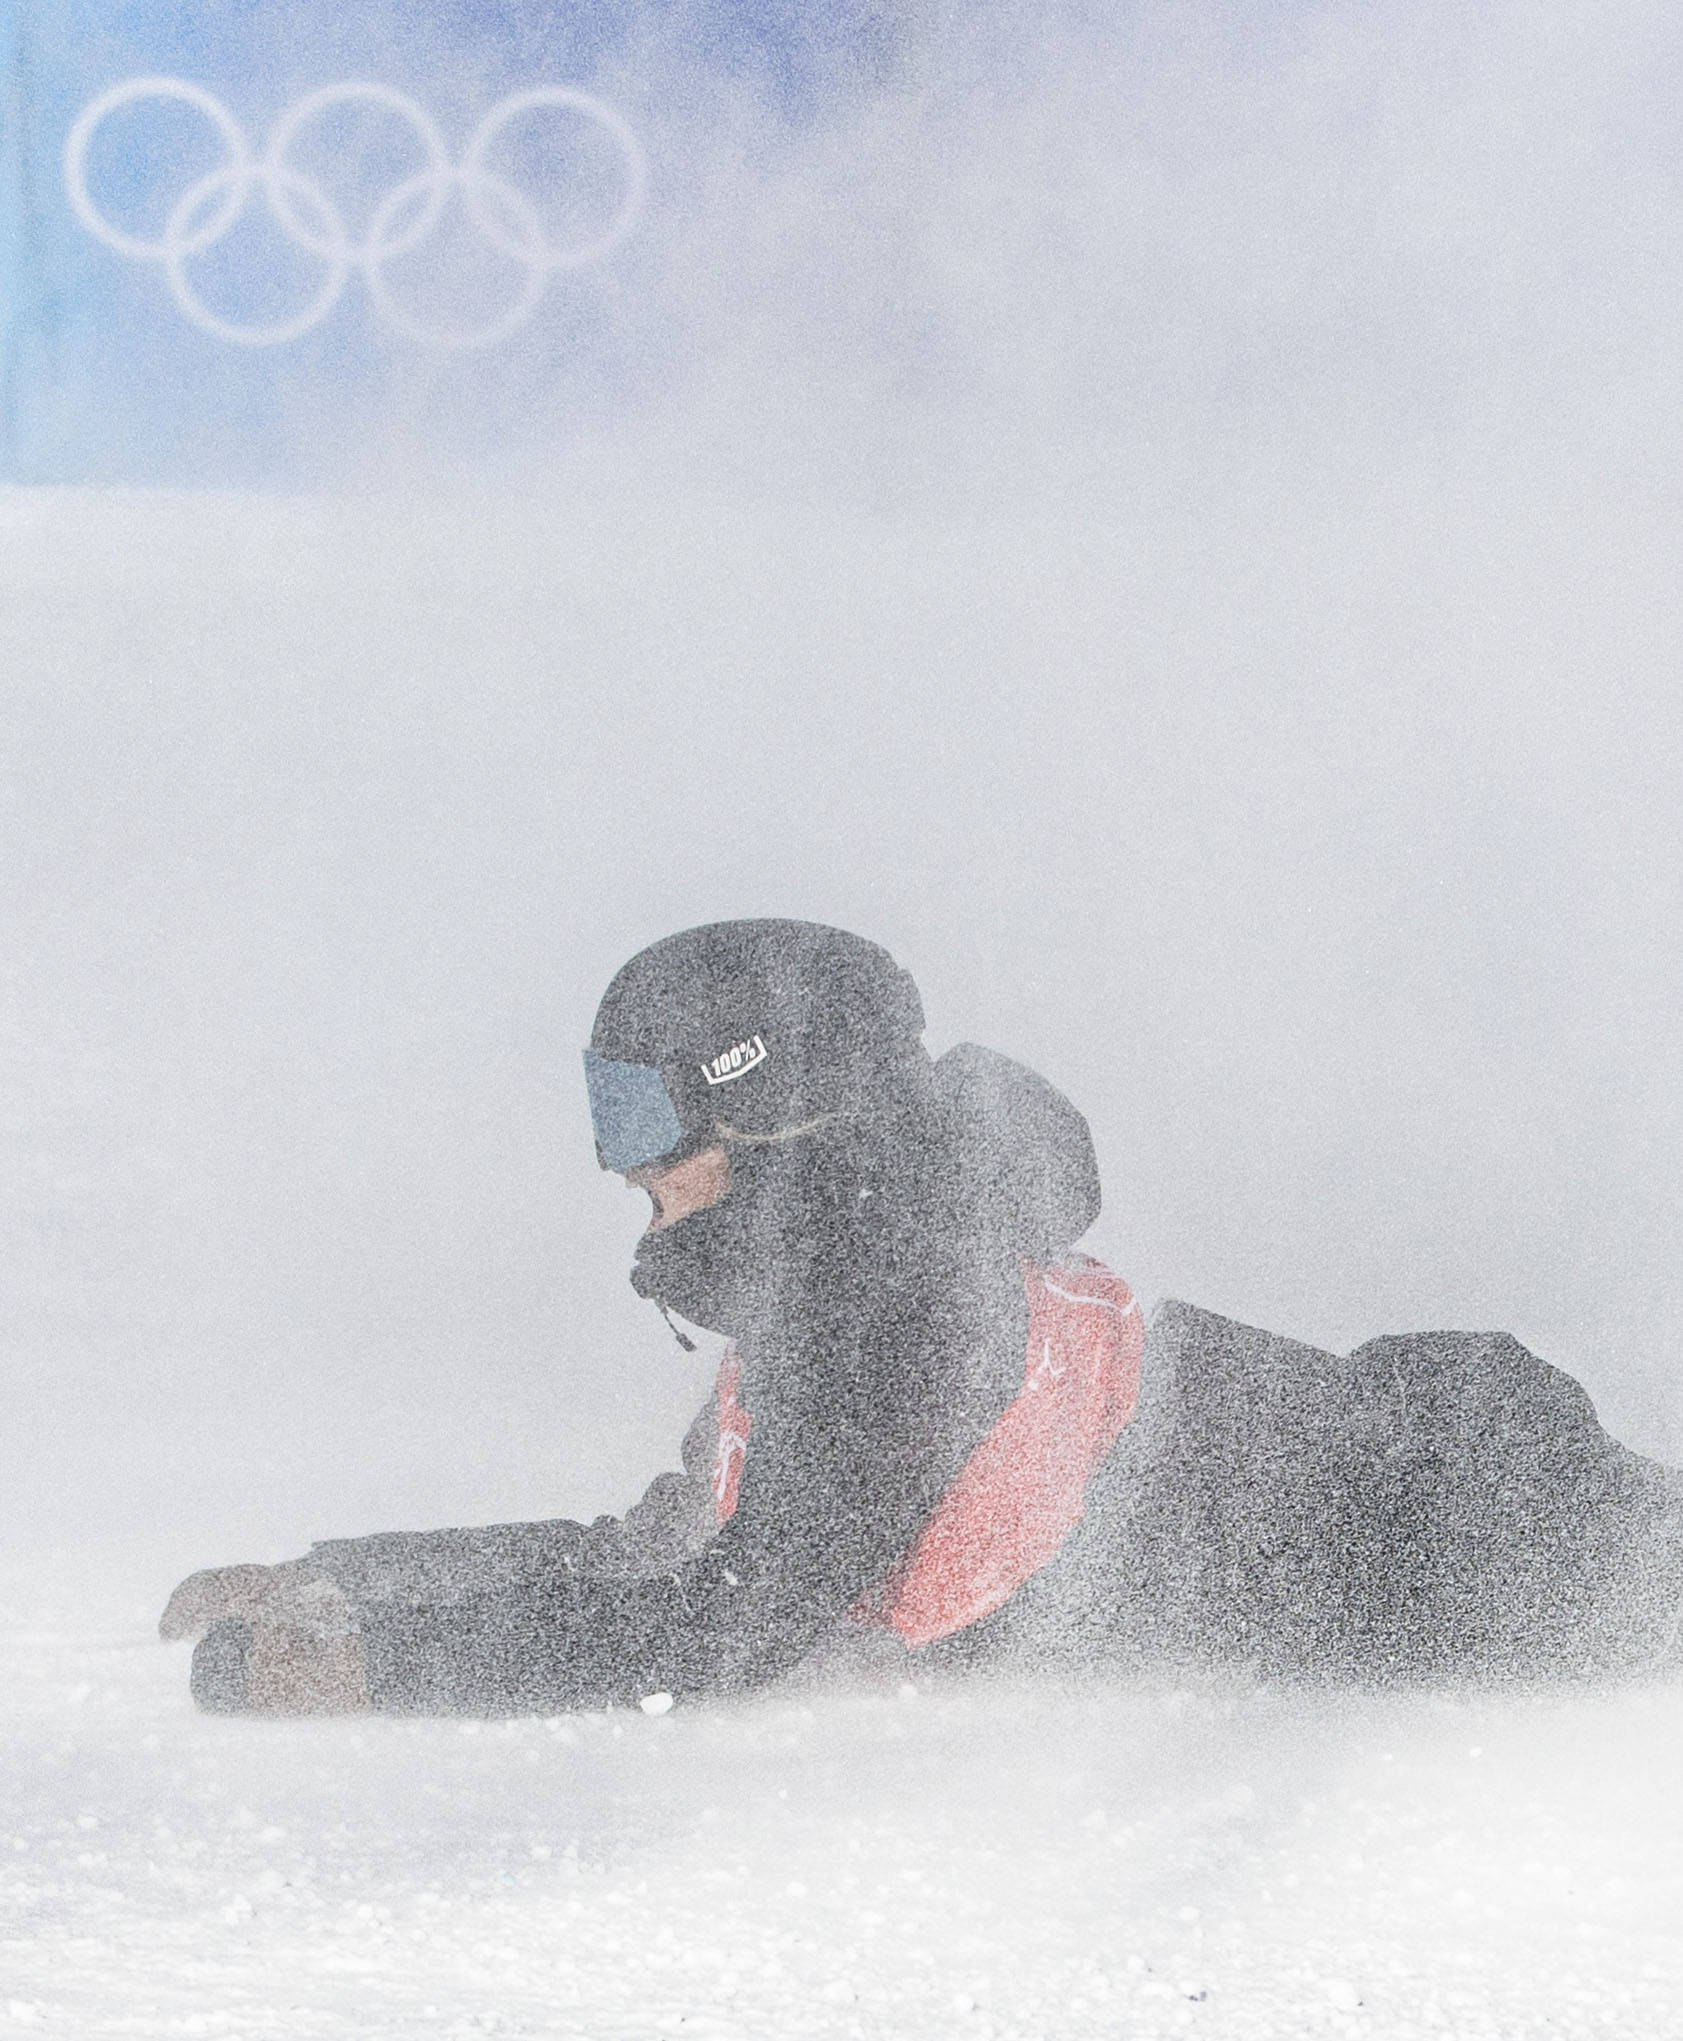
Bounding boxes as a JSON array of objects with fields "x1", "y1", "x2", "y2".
[{"x1": 711, "y1": 1254, "x2": 1144, "y2": 1647}]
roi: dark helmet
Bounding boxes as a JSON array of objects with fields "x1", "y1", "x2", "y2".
[{"x1": 584, "y1": 919, "x2": 931, "y2": 1174}]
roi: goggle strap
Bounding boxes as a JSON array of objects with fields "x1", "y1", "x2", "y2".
[{"x1": 713, "y1": 1110, "x2": 851, "y2": 1147}]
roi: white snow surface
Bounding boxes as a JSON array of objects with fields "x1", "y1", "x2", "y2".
[{"x1": 5, "y1": 1555, "x2": 1682, "y2": 2040}]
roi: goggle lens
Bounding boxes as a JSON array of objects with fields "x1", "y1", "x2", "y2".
[{"x1": 583, "y1": 1050, "x2": 686, "y2": 1172}]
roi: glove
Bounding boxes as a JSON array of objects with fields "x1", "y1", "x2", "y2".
[
  {"x1": 159, "y1": 1562, "x2": 288, "y2": 1640},
  {"x1": 190, "y1": 1618, "x2": 369, "y2": 1715},
  {"x1": 161, "y1": 1560, "x2": 369, "y2": 1715}
]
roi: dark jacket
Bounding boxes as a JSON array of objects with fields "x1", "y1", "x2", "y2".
[
  {"x1": 318, "y1": 1044, "x2": 1100, "y2": 1710},
  {"x1": 309, "y1": 1050, "x2": 1683, "y2": 1707},
  {"x1": 967, "y1": 1302, "x2": 1683, "y2": 1683}
]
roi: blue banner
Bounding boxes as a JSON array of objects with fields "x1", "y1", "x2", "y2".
[{"x1": 1, "y1": 1, "x2": 902, "y2": 484}]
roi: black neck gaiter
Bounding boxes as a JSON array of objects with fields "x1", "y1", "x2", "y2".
[
  {"x1": 630, "y1": 1184, "x2": 774, "y2": 1338},
  {"x1": 629, "y1": 1115, "x2": 948, "y2": 1348}
]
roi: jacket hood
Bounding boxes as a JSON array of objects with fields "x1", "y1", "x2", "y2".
[{"x1": 933, "y1": 1043, "x2": 1100, "y2": 1257}]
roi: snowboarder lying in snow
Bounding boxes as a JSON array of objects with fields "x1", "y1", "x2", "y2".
[{"x1": 162, "y1": 919, "x2": 1683, "y2": 1714}]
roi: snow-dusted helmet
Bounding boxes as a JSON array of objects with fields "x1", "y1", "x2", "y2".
[{"x1": 584, "y1": 919, "x2": 931, "y2": 1174}]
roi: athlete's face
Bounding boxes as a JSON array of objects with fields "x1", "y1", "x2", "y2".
[{"x1": 624, "y1": 1144, "x2": 732, "y2": 1231}]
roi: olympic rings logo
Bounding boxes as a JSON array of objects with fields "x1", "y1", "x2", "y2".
[{"x1": 64, "y1": 78, "x2": 648, "y2": 350}]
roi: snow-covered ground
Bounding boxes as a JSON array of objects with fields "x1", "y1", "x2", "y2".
[{"x1": 5, "y1": 1554, "x2": 1682, "y2": 2040}]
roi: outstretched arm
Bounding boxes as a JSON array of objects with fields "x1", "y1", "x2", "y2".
[
  {"x1": 177, "y1": 1283, "x2": 985, "y2": 1714},
  {"x1": 354, "y1": 1313, "x2": 976, "y2": 1713},
  {"x1": 164, "y1": 1398, "x2": 725, "y2": 1714}
]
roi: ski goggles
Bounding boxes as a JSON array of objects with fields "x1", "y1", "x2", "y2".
[{"x1": 583, "y1": 1050, "x2": 687, "y2": 1172}]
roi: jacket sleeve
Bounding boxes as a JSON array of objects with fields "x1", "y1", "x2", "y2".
[
  {"x1": 303, "y1": 1398, "x2": 723, "y2": 1627},
  {"x1": 354, "y1": 1308, "x2": 979, "y2": 1714}
]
